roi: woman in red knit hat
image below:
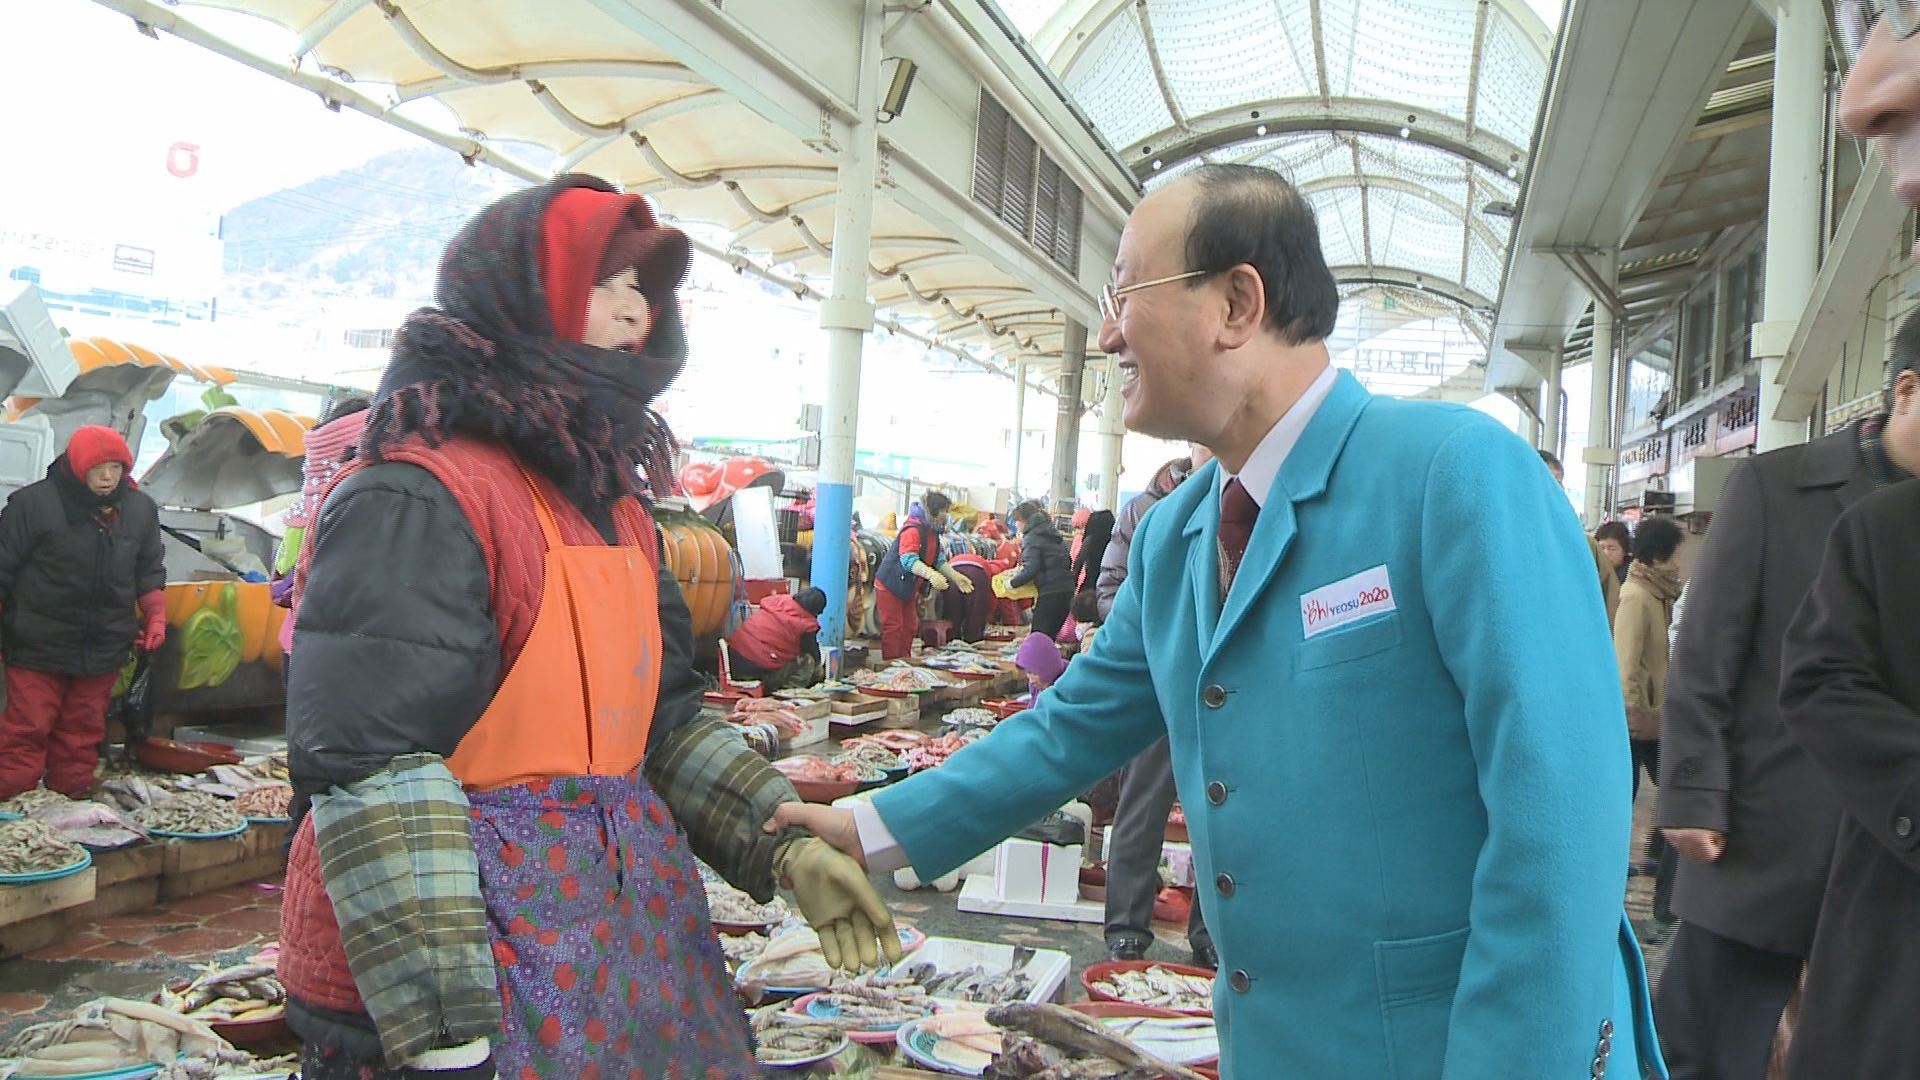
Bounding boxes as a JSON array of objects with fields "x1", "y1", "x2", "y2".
[
  {"x1": 0, "y1": 424, "x2": 167, "y2": 799},
  {"x1": 279, "y1": 175, "x2": 896, "y2": 1080}
]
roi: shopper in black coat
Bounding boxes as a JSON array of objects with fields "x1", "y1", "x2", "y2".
[
  {"x1": 1656, "y1": 324, "x2": 1920, "y2": 1078},
  {"x1": 1008, "y1": 503, "x2": 1073, "y2": 637},
  {"x1": 1777, "y1": 478, "x2": 1920, "y2": 1078},
  {"x1": 0, "y1": 426, "x2": 167, "y2": 799}
]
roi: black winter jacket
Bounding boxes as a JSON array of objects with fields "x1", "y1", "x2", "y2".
[
  {"x1": 286, "y1": 462, "x2": 704, "y2": 793},
  {"x1": 0, "y1": 464, "x2": 166, "y2": 676},
  {"x1": 1008, "y1": 518, "x2": 1074, "y2": 597}
]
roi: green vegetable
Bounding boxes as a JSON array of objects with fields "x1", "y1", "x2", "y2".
[{"x1": 178, "y1": 582, "x2": 243, "y2": 690}]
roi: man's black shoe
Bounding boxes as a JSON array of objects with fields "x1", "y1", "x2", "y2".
[
  {"x1": 1190, "y1": 943, "x2": 1218, "y2": 970},
  {"x1": 1107, "y1": 936, "x2": 1150, "y2": 962}
]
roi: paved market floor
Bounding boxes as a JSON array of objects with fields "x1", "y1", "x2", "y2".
[{"x1": 1, "y1": 790, "x2": 1669, "y2": 1049}]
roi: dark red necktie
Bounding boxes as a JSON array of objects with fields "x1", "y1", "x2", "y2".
[{"x1": 1218, "y1": 478, "x2": 1260, "y2": 598}]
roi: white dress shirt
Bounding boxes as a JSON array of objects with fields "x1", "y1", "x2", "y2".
[
  {"x1": 852, "y1": 363, "x2": 1341, "y2": 870},
  {"x1": 1220, "y1": 363, "x2": 1338, "y2": 507}
]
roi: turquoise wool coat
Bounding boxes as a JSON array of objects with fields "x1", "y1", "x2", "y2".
[{"x1": 871, "y1": 372, "x2": 1664, "y2": 1079}]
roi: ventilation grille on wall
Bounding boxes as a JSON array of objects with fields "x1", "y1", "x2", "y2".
[{"x1": 973, "y1": 91, "x2": 1082, "y2": 276}]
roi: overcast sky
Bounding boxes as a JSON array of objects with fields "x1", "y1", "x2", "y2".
[{"x1": 0, "y1": 2, "x2": 419, "y2": 235}]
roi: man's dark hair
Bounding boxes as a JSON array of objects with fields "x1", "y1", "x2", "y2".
[
  {"x1": 1012, "y1": 500, "x2": 1046, "y2": 526},
  {"x1": 1184, "y1": 164, "x2": 1340, "y2": 345},
  {"x1": 1537, "y1": 449, "x2": 1563, "y2": 472},
  {"x1": 1633, "y1": 516, "x2": 1685, "y2": 565},
  {"x1": 1888, "y1": 306, "x2": 1920, "y2": 410},
  {"x1": 922, "y1": 492, "x2": 952, "y2": 518},
  {"x1": 1594, "y1": 520, "x2": 1632, "y2": 554},
  {"x1": 794, "y1": 586, "x2": 828, "y2": 616}
]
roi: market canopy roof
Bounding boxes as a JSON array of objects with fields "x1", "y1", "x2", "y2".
[
  {"x1": 1005, "y1": 0, "x2": 1559, "y2": 346},
  {"x1": 101, "y1": 0, "x2": 1145, "y2": 395}
]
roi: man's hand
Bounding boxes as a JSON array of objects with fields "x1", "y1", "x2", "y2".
[
  {"x1": 1664, "y1": 827, "x2": 1726, "y2": 863},
  {"x1": 775, "y1": 837, "x2": 902, "y2": 970},
  {"x1": 765, "y1": 802, "x2": 864, "y2": 868}
]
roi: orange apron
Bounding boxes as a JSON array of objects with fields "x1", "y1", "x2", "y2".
[{"x1": 445, "y1": 468, "x2": 662, "y2": 792}]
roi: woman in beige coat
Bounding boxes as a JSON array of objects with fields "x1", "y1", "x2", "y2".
[{"x1": 1615, "y1": 515, "x2": 1685, "y2": 873}]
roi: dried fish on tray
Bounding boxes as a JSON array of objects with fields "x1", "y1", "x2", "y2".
[
  {"x1": 984, "y1": 1002, "x2": 1211, "y2": 1080},
  {"x1": 133, "y1": 792, "x2": 247, "y2": 837},
  {"x1": 790, "y1": 978, "x2": 938, "y2": 1038},
  {"x1": 849, "y1": 664, "x2": 955, "y2": 693},
  {"x1": 721, "y1": 931, "x2": 769, "y2": 968},
  {"x1": 33, "y1": 799, "x2": 147, "y2": 849},
  {"x1": 831, "y1": 743, "x2": 905, "y2": 774},
  {"x1": 233, "y1": 784, "x2": 294, "y2": 819},
  {"x1": 706, "y1": 876, "x2": 791, "y2": 929},
  {"x1": 892, "y1": 961, "x2": 1033, "y2": 1006},
  {"x1": 0, "y1": 786, "x2": 75, "y2": 817},
  {"x1": 1088, "y1": 965, "x2": 1215, "y2": 1013},
  {"x1": 944, "y1": 707, "x2": 1001, "y2": 730},
  {"x1": 0, "y1": 818, "x2": 88, "y2": 875},
  {"x1": 156, "y1": 960, "x2": 287, "y2": 1024},
  {"x1": 750, "y1": 1005, "x2": 848, "y2": 1067}
]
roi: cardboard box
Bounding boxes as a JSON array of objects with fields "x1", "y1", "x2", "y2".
[
  {"x1": 830, "y1": 693, "x2": 888, "y2": 726},
  {"x1": 990, "y1": 838, "x2": 1081, "y2": 905},
  {"x1": 787, "y1": 712, "x2": 830, "y2": 749}
]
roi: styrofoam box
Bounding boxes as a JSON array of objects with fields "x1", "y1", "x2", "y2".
[
  {"x1": 992, "y1": 838, "x2": 1080, "y2": 905},
  {"x1": 898, "y1": 935, "x2": 1070, "y2": 1005}
]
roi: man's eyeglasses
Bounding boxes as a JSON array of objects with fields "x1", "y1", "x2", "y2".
[
  {"x1": 1098, "y1": 270, "x2": 1209, "y2": 323},
  {"x1": 1839, "y1": 0, "x2": 1920, "y2": 63}
]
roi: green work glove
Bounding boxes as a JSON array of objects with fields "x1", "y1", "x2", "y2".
[{"x1": 775, "y1": 837, "x2": 903, "y2": 971}]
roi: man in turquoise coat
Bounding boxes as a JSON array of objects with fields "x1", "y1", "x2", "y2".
[{"x1": 775, "y1": 165, "x2": 1663, "y2": 1079}]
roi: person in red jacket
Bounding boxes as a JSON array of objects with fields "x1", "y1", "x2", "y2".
[
  {"x1": 727, "y1": 586, "x2": 826, "y2": 690},
  {"x1": 0, "y1": 426, "x2": 167, "y2": 799}
]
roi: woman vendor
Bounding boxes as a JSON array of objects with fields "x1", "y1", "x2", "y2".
[
  {"x1": 872, "y1": 492, "x2": 970, "y2": 659},
  {"x1": 278, "y1": 175, "x2": 897, "y2": 1079}
]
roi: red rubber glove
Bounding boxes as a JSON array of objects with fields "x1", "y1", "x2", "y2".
[{"x1": 137, "y1": 589, "x2": 167, "y2": 652}]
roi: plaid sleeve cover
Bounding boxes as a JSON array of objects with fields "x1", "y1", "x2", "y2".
[
  {"x1": 310, "y1": 754, "x2": 500, "y2": 1066},
  {"x1": 643, "y1": 715, "x2": 808, "y2": 903}
]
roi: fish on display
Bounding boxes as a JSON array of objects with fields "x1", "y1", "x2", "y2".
[{"x1": 983, "y1": 1002, "x2": 1211, "y2": 1080}]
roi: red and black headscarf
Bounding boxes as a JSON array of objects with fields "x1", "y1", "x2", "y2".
[{"x1": 362, "y1": 174, "x2": 692, "y2": 511}]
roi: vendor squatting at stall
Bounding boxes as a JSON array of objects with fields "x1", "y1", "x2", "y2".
[
  {"x1": 0, "y1": 425, "x2": 166, "y2": 800},
  {"x1": 278, "y1": 175, "x2": 898, "y2": 1080}
]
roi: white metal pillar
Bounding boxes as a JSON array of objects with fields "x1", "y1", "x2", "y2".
[
  {"x1": 1051, "y1": 321, "x2": 1088, "y2": 517},
  {"x1": 1585, "y1": 253, "x2": 1619, "y2": 526},
  {"x1": 1755, "y1": 0, "x2": 1824, "y2": 452},
  {"x1": 1543, "y1": 346, "x2": 1564, "y2": 462},
  {"x1": 1097, "y1": 355, "x2": 1124, "y2": 509},
  {"x1": 1010, "y1": 357, "x2": 1028, "y2": 501},
  {"x1": 809, "y1": 0, "x2": 882, "y2": 651}
]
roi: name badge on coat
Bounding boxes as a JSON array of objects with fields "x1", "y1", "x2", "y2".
[{"x1": 1300, "y1": 565, "x2": 1396, "y2": 639}]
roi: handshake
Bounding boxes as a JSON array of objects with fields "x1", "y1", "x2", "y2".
[{"x1": 764, "y1": 802, "x2": 903, "y2": 972}]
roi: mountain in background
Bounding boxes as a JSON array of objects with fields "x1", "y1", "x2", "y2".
[{"x1": 219, "y1": 146, "x2": 511, "y2": 298}]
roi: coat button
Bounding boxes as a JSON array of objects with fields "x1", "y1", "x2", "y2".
[
  {"x1": 1599, "y1": 1019, "x2": 1613, "y2": 1039},
  {"x1": 1597, "y1": 1035, "x2": 1612, "y2": 1058},
  {"x1": 1202, "y1": 685, "x2": 1227, "y2": 708},
  {"x1": 1228, "y1": 969, "x2": 1251, "y2": 993},
  {"x1": 1206, "y1": 780, "x2": 1228, "y2": 806},
  {"x1": 1897, "y1": 816, "x2": 1914, "y2": 839},
  {"x1": 1215, "y1": 873, "x2": 1235, "y2": 897},
  {"x1": 1676, "y1": 759, "x2": 1699, "y2": 781},
  {"x1": 1591, "y1": 1056, "x2": 1606, "y2": 1077}
]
